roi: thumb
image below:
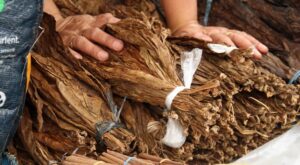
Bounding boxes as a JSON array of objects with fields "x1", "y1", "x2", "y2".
[{"x1": 193, "y1": 32, "x2": 213, "y2": 42}]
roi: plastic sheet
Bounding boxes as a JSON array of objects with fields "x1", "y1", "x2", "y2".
[
  {"x1": 233, "y1": 124, "x2": 300, "y2": 165},
  {"x1": 162, "y1": 48, "x2": 202, "y2": 148},
  {"x1": 0, "y1": 0, "x2": 43, "y2": 157},
  {"x1": 207, "y1": 43, "x2": 236, "y2": 54}
]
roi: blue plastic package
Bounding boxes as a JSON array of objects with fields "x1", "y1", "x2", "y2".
[{"x1": 0, "y1": 0, "x2": 43, "y2": 163}]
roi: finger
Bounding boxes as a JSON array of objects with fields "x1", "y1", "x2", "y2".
[
  {"x1": 210, "y1": 33, "x2": 235, "y2": 46},
  {"x1": 251, "y1": 46, "x2": 263, "y2": 59},
  {"x1": 83, "y1": 28, "x2": 124, "y2": 51},
  {"x1": 241, "y1": 32, "x2": 269, "y2": 54},
  {"x1": 203, "y1": 26, "x2": 228, "y2": 35},
  {"x1": 68, "y1": 48, "x2": 83, "y2": 59},
  {"x1": 229, "y1": 32, "x2": 262, "y2": 58},
  {"x1": 173, "y1": 29, "x2": 212, "y2": 42},
  {"x1": 72, "y1": 36, "x2": 109, "y2": 61},
  {"x1": 94, "y1": 13, "x2": 120, "y2": 27},
  {"x1": 192, "y1": 32, "x2": 213, "y2": 42}
]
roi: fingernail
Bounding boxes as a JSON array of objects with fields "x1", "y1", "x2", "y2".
[
  {"x1": 113, "y1": 18, "x2": 121, "y2": 22},
  {"x1": 113, "y1": 40, "x2": 124, "y2": 51},
  {"x1": 76, "y1": 55, "x2": 83, "y2": 60},
  {"x1": 258, "y1": 44, "x2": 269, "y2": 53},
  {"x1": 252, "y1": 47, "x2": 262, "y2": 59},
  {"x1": 97, "y1": 52, "x2": 108, "y2": 61},
  {"x1": 193, "y1": 33, "x2": 212, "y2": 42},
  {"x1": 109, "y1": 17, "x2": 120, "y2": 24}
]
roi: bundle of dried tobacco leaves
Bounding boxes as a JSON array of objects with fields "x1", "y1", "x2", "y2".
[
  {"x1": 9, "y1": 1, "x2": 300, "y2": 165},
  {"x1": 61, "y1": 150, "x2": 184, "y2": 165}
]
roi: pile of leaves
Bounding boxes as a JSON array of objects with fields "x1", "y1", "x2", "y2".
[{"x1": 9, "y1": 0, "x2": 300, "y2": 165}]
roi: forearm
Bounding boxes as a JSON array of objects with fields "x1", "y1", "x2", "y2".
[
  {"x1": 43, "y1": 0, "x2": 63, "y2": 21},
  {"x1": 161, "y1": 0, "x2": 198, "y2": 32}
]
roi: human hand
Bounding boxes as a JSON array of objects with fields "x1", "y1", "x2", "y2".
[
  {"x1": 56, "y1": 13, "x2": 124, "y2": 61},
  {"x1": 172, "y1": 21, "x2": 268, "y2": 59}
]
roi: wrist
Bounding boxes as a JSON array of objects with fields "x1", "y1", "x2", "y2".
[
  {"x1": 49, "y1": 12, "x2": 63, "y2": 23},
  {"x1": 43, "y1": 0, "x2": 63, "y2": 22},
  {"x1": 161, "y1": 0, "x2": 198, "y2": 34}
]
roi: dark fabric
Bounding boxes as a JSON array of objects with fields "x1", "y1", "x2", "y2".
[{"x1": 0, "y1": 0, "x2": 43, "y2": 163}]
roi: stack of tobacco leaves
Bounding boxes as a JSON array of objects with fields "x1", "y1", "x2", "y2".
[
  {"x1": 55, "y1": 0, "x2": 300, "y2": 81},
  {"x1": 10, "y1": 1, "x2": 300, "y2": 165},
  {"x1": 76, "y1": 16, "x2": 300, "y2": 163},
  {"x1": 12, "y1": 51, "x2": 136, "y2": 164},
  {"x1": 197, "y1": 0, "x2": 300, "y2": 80},
  {"x1": 62, "y1": 150, "x2": 184, "y2": 165}
]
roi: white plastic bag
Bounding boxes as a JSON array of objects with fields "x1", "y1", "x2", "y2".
[
  {"x1": 233, "y1": 124, "x2": 300, "y2": 165},
  {"x1": 207, "y1": 43, "x2": 236, "y2": 54},
  {"x1": 162, "y1": 48, "x2": 203, "y2": 148}
]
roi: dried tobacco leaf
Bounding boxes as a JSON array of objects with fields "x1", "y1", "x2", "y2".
[{"x1": 14, "y1": 1, "x2": 300, "y2": 165}]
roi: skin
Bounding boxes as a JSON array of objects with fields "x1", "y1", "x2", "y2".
[{"x1": 161, "y1": 0, "x2": 269, "y2": 59}]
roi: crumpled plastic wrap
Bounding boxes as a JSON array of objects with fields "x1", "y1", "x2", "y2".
[
  {"x1": 162, "y1": 48, "x2": 202, "y2": 148},
  {"x1": 234, "y1": 124, "x2": 300, "y2": 165}
]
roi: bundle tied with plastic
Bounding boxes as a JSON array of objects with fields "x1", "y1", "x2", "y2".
[
  {"x1": 13, "y1": 9, "x2": 300, "y2": 165},
  {"x1": 162, "y1": 48, "x2": 202, "y2": 148}
]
